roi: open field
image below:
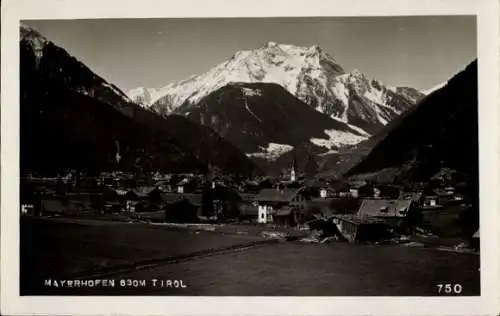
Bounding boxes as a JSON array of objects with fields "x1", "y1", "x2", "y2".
[
  {"x1": 20, "y1": 216, "x2": 480, "y2": 296},
  {"x1": 20, "y1": 217, "x2": 265, "y2": 294},
  {"x1": 111, "y1": 242, "x2": 480, "y2": 296}
]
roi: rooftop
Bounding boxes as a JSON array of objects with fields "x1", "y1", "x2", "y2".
[
  {"x1": 357, "y1": 199, "x2": 413, "y2": 218},
  {"x1": 254, "y1": 187, "x2": 304, "y2": 203},
  {"x1": 332, "y1": 214, "x2": 388, "y2": 225}
]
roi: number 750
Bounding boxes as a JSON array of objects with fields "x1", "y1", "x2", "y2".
[{"x1": 437, "y1": 283, "x2": 463, "y2": 294}]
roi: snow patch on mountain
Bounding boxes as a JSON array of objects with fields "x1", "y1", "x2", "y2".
[
  {"x1": 246, "y1": 142, "x2": 294, "y2": 161},
  {"x1": 310, "y1": 128, "x2": 369, "y2": 150},
  {"x1": 330, "y1": 81, "x2": 350, "y2": 120},
  {"x1": 318, "y1": 149, "x2": 339, "y2": 156},
  {"x1": 241, "y1": 87, "x2": 262, "y2": 97}
]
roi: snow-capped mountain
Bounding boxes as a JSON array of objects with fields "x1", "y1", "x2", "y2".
[
  {"x1": 127, "y1": 87, "x2": 163, "y2": 107},
  {"x1": 134, "y1": 41, "x2": 423, "y2": 135}
]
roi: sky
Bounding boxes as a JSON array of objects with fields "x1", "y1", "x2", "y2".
[{"x1": 24, "y1": 16, "x2": 477, "y2": 92}]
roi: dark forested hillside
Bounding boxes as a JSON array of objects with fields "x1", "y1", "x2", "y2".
[
  {"x1": 346, "y1": 60, "x2": 478, "y2": 186},
  {"x1": 20, "y1": 25, "x2": 261, "y2": 176}
]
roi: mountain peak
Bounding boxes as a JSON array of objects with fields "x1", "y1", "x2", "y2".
[
  {"x1": 350, "y1": 69, "x2": 365, "y2": 77},
  {"x1": 21, "y1": 24, "x2": 133, "y2": 104},
  {"x1": 20, "y1": 24, "x2": 49, "y2": 66},
  {"x1": 259, "y1": 41, "x2": 326, "y2": 56},
  {"x1": 20, "y1": 24, "x2": 48, "y2": 47},
  {"x1": 265, "y1": 41, "x2": 279, "y2": 47},
  {"x1": 20, "y1": 23, "x2": 43, "y2": 37}
]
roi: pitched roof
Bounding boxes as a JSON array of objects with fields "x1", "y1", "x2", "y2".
[
  {"x1": 357, "y1": 199, "x2": 412, "y2": 218},
  {"x1": 275, "y1": 206, "x2": 293, "y2": 216},
  {"x1": 136, "y1": 186, "x2": 158, "y2": 194},
  {"x1": 259, "y1": 178, "x2": 274, "y2": 185},
  {"x1": 162, "y1": 193, "x2": 202, "y2": 206},
  {"x1": 306, "y1": 179, "x2": 328, "y2": 188},
  {"x1": 332, "y1": 214, "x2": 387, "y2": 225},
  {"x1": 177, "y1": 178, "x2": 193, "y2": 186},
  {"x1": 129, "y1": 189, "x2": 149, "y2": 199},
  {"x1": 155, "y1": 180, "x2": 170, "y2": 186},
  {"x1": 254, "y1": 187, "x2": 304, "y2": 203},
  {"x1": 409, "y1": 192, "x2": 423, "y2": 202},
  {"x1": 433, "y1": 188, "x2": 453, "y2": 197},
  {"x1": 240, "y1": 193, "x2": 256, "y2": 201},
  {"x1": 182, "y1": 193, "x2": 202, "y2": 206},
  {"x1": 243, "y1": 179, "x2": 259, "y2": 186},
  {"x1": 160, "y1": 193, "x2": 184, "y2": 204},
  {"x1": 349, "y1": 180, "x2": 368, "y2": 188},
  {"x1": 115, "y1": 189, "x2": 128, "y2": 196},
  {"x1": 211, "y1": 186, "x2": 241, "y2": 199}
]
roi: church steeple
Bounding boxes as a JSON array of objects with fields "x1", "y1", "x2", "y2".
[{"x1": 290, "y1": 156, "x2": 297, "y2": 181}]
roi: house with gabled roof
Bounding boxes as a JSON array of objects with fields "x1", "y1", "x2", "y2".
[
  {"x1": 164, "y1": 198, "x2": 200, "y2": 223},
  {"x1": 155, "y1": 180, "x2": 173, "y2": 193},
  {"x1": 253, "y1": 187, "x2": 307, "y2": 225},
  {"x1": 176, "y1": 177, "x2": 198, "y2": 194},
  {"x1": 125, "y1": 189, "x2": 149, "y2": 201},
  {"x1": 407, "y1": 192, "x2": 424, "y2": 206},
  {"x1": 136, "y1": 186, "x2": 162, "y2": 202},
  {"x1": 331, "y1": 214, "x2": 393, "y2": 243},
  {"x1": 328, "y1": 198, "x2": 414, "y2": 243}
]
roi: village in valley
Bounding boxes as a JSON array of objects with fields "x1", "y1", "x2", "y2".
[
  {"x1": 17, "y1": 17, "x2": 481, "y2": 296},
  {"x1": 20, "y1": 157, "x2": 479, "y2": 250}
]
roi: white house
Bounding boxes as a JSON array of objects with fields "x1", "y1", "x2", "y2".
[
  {"x1": 349, "y1": 188, "x2": 359, "y2": 198},
  {"x1": 258, "y1": 204, "x2": 273, "y2": 223},
  {"x1": 320, "y1": 189, "x2": 328, "y2": 198},
  {"x1": 21, "y1": 204, "x2": 34, "y2": 215},
  {"x1": 254, "y1": 187, "x2": 307, "y2": 224},
  {"x1": 423, "y1": 195, "x2": 438, "y2": 207}
]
